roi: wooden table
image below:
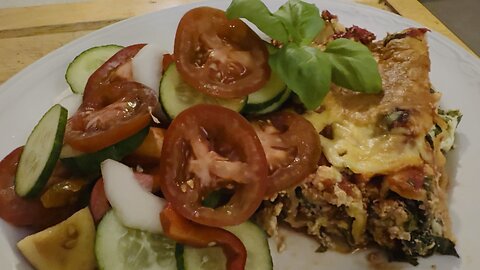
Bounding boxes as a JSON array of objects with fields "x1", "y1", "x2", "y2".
[{"x1": 0, "y1": 0, "x2": 474, "y2": 85}]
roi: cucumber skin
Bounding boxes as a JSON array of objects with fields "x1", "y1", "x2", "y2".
[
  {"x1": 182, "y1": 221, "x2": 273, "y2": 270},
  {"x1": 15, "y1": 105, "x2": 68, "y2": 198},
  {"x1": 159, "y1": 64, "x2": 246, "y2": 120},
  {"x1": 227, "y1": 221, "x2": 273, "y2": 270},
  {"x1": 65, "y1": 45, "x2": 123, "y2": 94},
  {"x1": 242, "y1": 71, "x2": 286, "y2": 113},
  {"x1": 96, "y1": 210, "x2": 178, "y2": 270},
  {"x1": 248, "y1": 89, "x2": 291, "y2": 116},
  {"x1": 61, "y1": 127, "x2": 149, "y2": 176},
  {"x1": 175, "y1": 244, "x2": 185, "y2": 270},
  {"x1": 242, "y1": 88, "x2": 286, "y2": 113}
]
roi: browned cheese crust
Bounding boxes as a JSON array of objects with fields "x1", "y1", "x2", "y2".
[{"x1": 256, "y1": 26, "x2": 458, "y2": 264}]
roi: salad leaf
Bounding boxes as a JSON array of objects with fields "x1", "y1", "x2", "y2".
[
  {"x1": 269, "y1": 44, "x2": 331, "y2": 110},
  {"x1": 226, "y1": 0, "x2": 323, "y2": 45},
  {"x1": 325, "y1": 38, "x2": 382, "y2": 93},
  {"x1": 274, "y1": 0, "x2": 324, "y2": 45},
  {"x1": 226, "y1": 0, "x2": 289, "y2": 43},
  {"x1": 227, "y1": 0, "x2": 383, "y2": 110}
]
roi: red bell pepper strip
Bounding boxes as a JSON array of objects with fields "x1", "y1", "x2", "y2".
[{"x1": 160, "y1": 203, "x2": 247, "y2": 270}]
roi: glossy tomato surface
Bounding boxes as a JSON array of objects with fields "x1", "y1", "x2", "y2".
[
  {"x1": 83, "y1": 43, "x2": 145, "y2": 99},
  {"x1": 252, "y1": 111, "x2": 321, "y2": 196},
  {"x1": 174, "y1": 7, "x2": 270, "y2": 98},
  {"x1": 65, "y1": 81, "x2": 158, "y2": 153},
  {"x1": 0, "y1": 147, "x2": 81, "y2": 229},
  {"x1": 65, "y1": 44, "x2": 158, "y2": 153},
  {"x1": 159, "y1": 105, "x2": 268, "y2": 227}
]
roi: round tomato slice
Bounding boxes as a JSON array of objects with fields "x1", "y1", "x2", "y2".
[
  {"x1": 174, "y1": 7, "x2": 270, "y2": 99},
  {"x1": 252, "y1": 111, "x2": 321, "y2": 196},
  {"x1": 83, "y1": 43, "x2": 145, "y2": 100},
  {"x1": 0, "y1": 147, "x2": 81, "y2": 229},
  {"x1": 158, "y1": 104, "x2": 268, "y2": 227},
  {"x1": 65, "y1": 81, "x2": 158, "y2": 153}
]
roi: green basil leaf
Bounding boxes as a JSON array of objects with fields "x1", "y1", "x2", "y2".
[
  {"x1": 273, "y1": 0, "x2": 324, "y2": 45},
  {"x1": 226, "y1": 0, "x2": 289, "y2": 43},
  {"x1": 269, "y1": 44, "x2": 331, "y2": 110},
  {"x1": 324, "y1": 38, "x2": 382, "y2": 93}
]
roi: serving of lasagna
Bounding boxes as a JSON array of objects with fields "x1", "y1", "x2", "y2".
[{"x1": 257, "y1": 12, "x2": 461, "y2": 266}]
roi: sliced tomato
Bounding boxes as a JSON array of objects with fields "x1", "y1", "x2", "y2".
[
  {"x1": 89, "y1": 179, "x2": 109, "y2": 223},
  {"x1": 83, "y1": 43, "x2": 145, "y2": 100},
  {"x1": 160, "y1": 203, "x2": 246, "y2": 270},
  {"x1": 174, "y1": 7, "x2": 270, "y2": 98},
  {"x1": 252, "y1": 111, "x2": 321, "y2": 196},
  {"x1": 162, "y1": 53, "x2": 175, "y2": 72},
  {"x1": 89, "y1": 173, "x2": 153, "y2": 223},
  {"x1": 158, "y1": 104, "x2": 268, "y2": 227},
  {"x1": 65, "y1": 81, "x2": 158, "y2": 153},
  {"x1": 0, "y1": 147, "x2": 81, "y2": 229}
]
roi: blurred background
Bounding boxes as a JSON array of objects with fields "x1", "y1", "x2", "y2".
[
  {"x1": 0, "y1": 0, "x2": 476, "y2": 54},
  {"x1": 420, "y1": 0, "x2": 478, "y2": 55}
]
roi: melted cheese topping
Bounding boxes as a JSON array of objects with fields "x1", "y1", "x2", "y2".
[
  {"x1": 304, "y1": 34, "x2": 438, "y2": 178},
  {"x1": 321, "y1": 121, "x2": 424, "y2": 175}
]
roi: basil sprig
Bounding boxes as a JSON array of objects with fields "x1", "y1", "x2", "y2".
[{"x1": 226, "y1": 0, "x2": 382, "y2": 110}]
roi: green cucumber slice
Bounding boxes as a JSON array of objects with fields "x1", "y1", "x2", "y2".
[
  {"x1": 66, "y1": 45, "x2": 123, "y2": 94},
  {"x1": 248, "y1": 89, "x2": 291, "y2": 115},
  {"x1": 242, "y1": 72, "x2": 286, "y2": 113},
  {"x1": 60, "y1": 127, "x2": 149, "y2": 175},
  {"x1": 96, "y1": 210, "x2": 177, "y2": 270},
  {"x1": 15, "y1": 104, "x2": 68, "y2": 197},
  {"x1": 160, "y1": 64, "x2": 246, "y2": 119},
  {"x1": 182, "y1": 221, "x2": 273, "y2": 270}
]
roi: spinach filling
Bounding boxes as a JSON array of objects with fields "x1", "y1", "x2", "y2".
[{"x1": 383, "y1": 194, "x2": 459, "y2": 266}]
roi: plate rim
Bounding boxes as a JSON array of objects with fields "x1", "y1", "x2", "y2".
[{"x1": 0, "y1": 1, "x2": 479, "y2": 269}]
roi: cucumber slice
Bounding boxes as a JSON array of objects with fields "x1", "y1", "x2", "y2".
[
  {"x1": 242, "y1": 72, "x2": 286, "y2": 113},
  {"x1": 248, "y1": 89, "x2": 291, "y2": 115},
  {"x1": 96, "y1": 210, "x2": 177, "y2": 270},
  {"x1": 182, "y1": 221, "x2": 273, "y2": 270},
  {"x1": 60, "y1": 127, "x2": 149, "y2": 175},
  {"x1": 175, "y1": 244, "x2": 185, "y2": 270},
  {"x1": 15, "y1": 104, "x2": 68, "y2": 198},
  {"x1": 66, "y1": 45, "x2": 123, "y2": 94},
  {"x1": 160, "y1": 64, "x2": 246, "y2": 119}
]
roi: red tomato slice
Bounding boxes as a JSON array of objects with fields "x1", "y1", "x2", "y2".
[
  {"x1": 174, "y1": 7, "x2": 270, "y2": 98},
  {"x1": 83, "y1": 44, "x2": 145, "y2": 100},
  {"x1": 65, "y1": 81, "x2": 158, "y2": 153},
  {"x1": 89, "y1": 173, "x2": 154, "y2": 223},
  {"x1": 158, "y1": 105, "x2": 268, "y2": 227},
  {"x1": 160, "y1": 203, "x2": 246, "y2": 270},
  {"x1": 65, "y1": 44, "x2": 159, "y2": 153},
  {"x1": 0, "y1": 147, "x2": 80, "y2": 229},
  {"x1": 252, "y1": 111, "x2": 321, "y2": 196},
  {"x1": 89, "y1": 178, "x2": 110, "y2": 223},
  {"x1": 162, "y1": 53, "x2": 175, "y2": 73}
]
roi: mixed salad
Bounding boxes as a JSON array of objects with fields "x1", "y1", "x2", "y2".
[{"x1": 0, "y1": 0, "x2": 386, "y2": 269}]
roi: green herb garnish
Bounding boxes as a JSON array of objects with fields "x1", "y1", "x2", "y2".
[{"x1": 227, "y1": 0, "x2": 382, "y2": 110}]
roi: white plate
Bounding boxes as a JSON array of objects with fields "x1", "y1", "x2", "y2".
[{"x1": 0, "y1": 0, "x2": 479, "y2": 269}]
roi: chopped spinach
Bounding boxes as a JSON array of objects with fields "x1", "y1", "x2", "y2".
[
  {"x1": 378, "y1": 195, "x2": 459, "y2": 265},
  {"x1": 434, "y1": 236, "x2": 459, "y2": 257}
]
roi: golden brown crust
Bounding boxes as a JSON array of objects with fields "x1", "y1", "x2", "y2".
[
  {"x1": 323, "y1": 33, "x2": 438, "y2": 134},
  {"x1": 258, "y1": 28, "x2": 458, "y2": 262}
]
